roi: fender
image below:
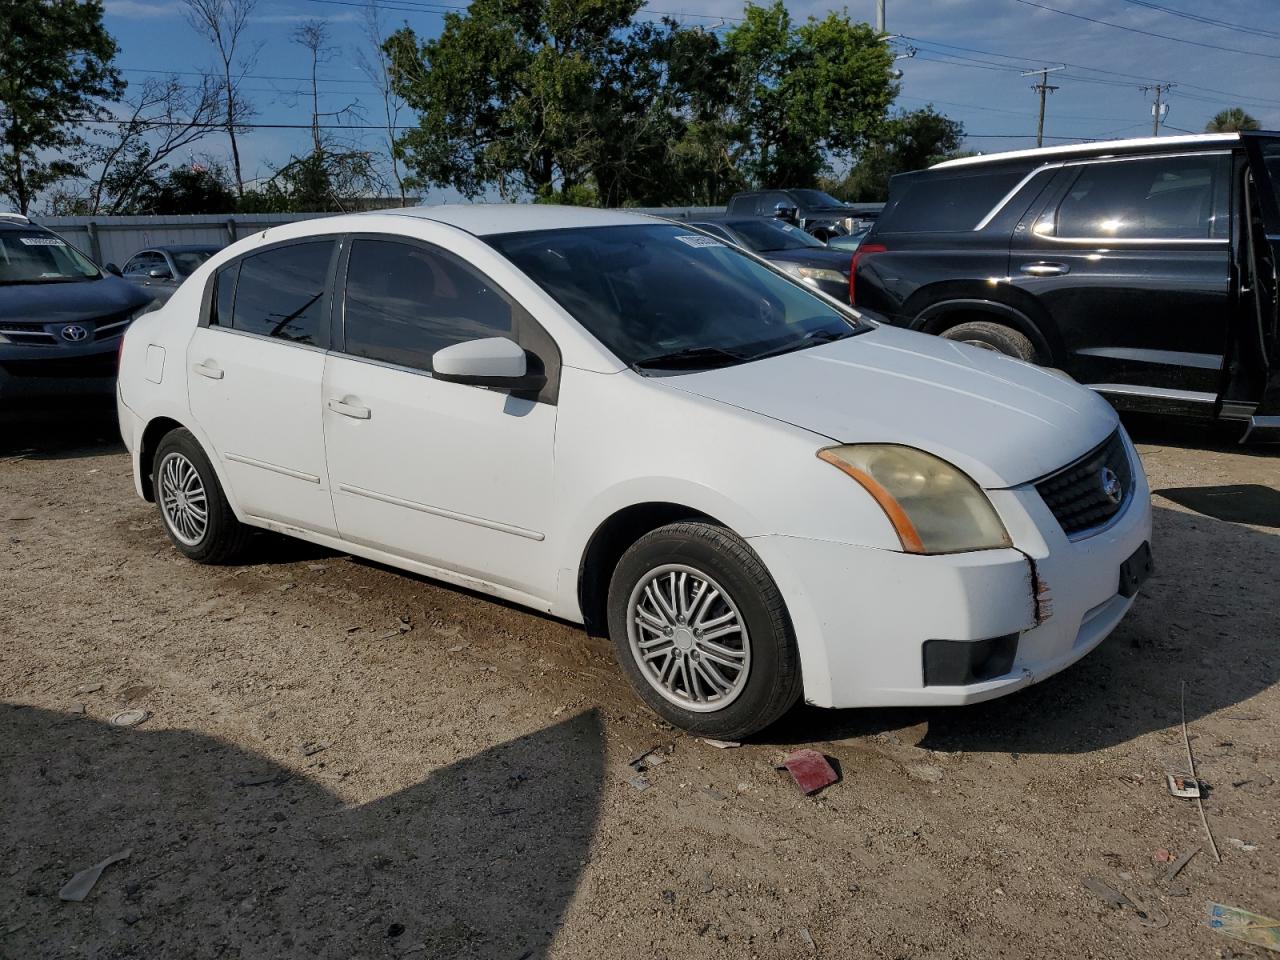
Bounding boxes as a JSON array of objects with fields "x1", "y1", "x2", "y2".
[{"x1": 914, "y1": 298, "x2": 1057, "y2": 364}]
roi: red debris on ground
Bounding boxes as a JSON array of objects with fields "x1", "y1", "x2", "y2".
[{"x1": 781, "y1": 750, "x2": 839, "y2": 795}]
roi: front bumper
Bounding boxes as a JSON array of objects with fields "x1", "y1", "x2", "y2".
[
  {"x1": 0, "y1": 344, "x2": 119, "y2": 401},
  {"x1": 749, "y1": 437, "x2": 1153, "y2": 709}
]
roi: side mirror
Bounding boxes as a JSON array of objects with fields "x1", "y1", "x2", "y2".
[
  {"x1": 772, "y1": 202, "x2": 798, "y2": 222},
  {"x1": 148, "y1": 266, "x2": 172, "y2": 280},
  {"x1": 104, "y1": 262, "x2": 122, "y2": 276},
  {"x1": 432, "y1": 336, "x2": 546, "y2": 392}
]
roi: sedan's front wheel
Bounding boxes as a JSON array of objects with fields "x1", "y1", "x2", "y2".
[{"x1": 607, "y1": 521, "x2": 801, "y2": 739}]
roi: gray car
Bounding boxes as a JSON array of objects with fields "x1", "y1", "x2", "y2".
[
  {"x1": 119, "y1": 244, "x2": 222, "y2": 305},
  {"x1": 0, "y1": 214, "x2": 153, "y2": 403}
]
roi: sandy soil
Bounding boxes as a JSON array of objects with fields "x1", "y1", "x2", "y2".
[{"x1": 1, "y1": 406, "x2": 1277, "y2": 960}]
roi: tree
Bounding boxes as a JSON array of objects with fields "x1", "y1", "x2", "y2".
[
  {"x1": 1206, "y1": 107, "x2": 1259, "y2": 133},
  {"x1": 0, "y1": 0, "x2": 124, "y2": 214},
  {"x1": 354, "y1": 1, "x2": 408, "y2": 205},
  {"x1": 725, "y1": 1, "x2": 896, "y2": 187},
  {"x1": 82, "y1": 75, "x2": 222, "y2": 214},
  {"x1": 830, "y1": 106, "x2": 965, "y2": 202},
  {"x1": 183, "y1": 0, "x2": 259, "y2": 198},
  {"x1": 134, "y1": 160, "x2": 237, "y2": 214}
]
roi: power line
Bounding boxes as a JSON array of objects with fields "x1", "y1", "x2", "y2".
[
  {"x1": 1115, "y1": 0, "x2": 1280, "y2": 42},
  {"x1": 1011, "y1": 0, "x2": 1280, "y2": 62}
]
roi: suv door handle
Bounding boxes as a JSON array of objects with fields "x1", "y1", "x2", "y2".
[
  {"x1": 192, "y1": 360, "x2": 223, "y2": 379},
  {"x1": 1019, "y1": 262, "x2": 1069, "y2": 277},
  {"x1": 327, "y1": 397, "x2": 371, "y2": 420}
]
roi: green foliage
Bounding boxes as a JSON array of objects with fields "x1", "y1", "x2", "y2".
[
  {"x1": 827, "y1": 107, "x2": 965, "y2": 202},
  {"x1": 0, "y1": 0, "x2": 124, "y2": 213},
  {"x1": 386, "y1": 0, "x2": 898, "y2": 204},
  {"x1": 134, "y1": 163, "x2": 238, "y2": 215},
  {"x1": 1205, "y1": 107, "x2": 1260, "y2": 133},
  {"x1": 239, "y1": 147, "x2": 381, "y2": 213}
]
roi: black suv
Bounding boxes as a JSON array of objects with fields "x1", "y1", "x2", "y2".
[
  {"x1": 726, "y1": 189, "x2": 880, "y2": 240},
  {"x1": 853, "y1": 133, "x2": 1280, "y2": 438}
]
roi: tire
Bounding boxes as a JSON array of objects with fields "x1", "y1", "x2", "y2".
[
  {"x1": 606, "y1": 521, "x2": 802, "y2": 739},
  {"x1": 152, "y1": 428, "x2": 251, "y2": 564},
  {"x1": 940, "y1": 320, "x2": 1040, "y2": 363}
]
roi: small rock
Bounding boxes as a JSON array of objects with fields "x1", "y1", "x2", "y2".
[
  {"x1": 307, "y1": 564, "x2": 326, "y2": 571},
  {"x1": 906, "y1": 764, "x2": 945, "y2": 784},
  {"x1": 661, "y1": 889, "x2": 676, "y2": 904},
  {"x1": 123, "y1": 912, "x2": 140, "y2": 926},
  {"x1": 799, "y1": 927, "x2": 816, "y2": 951},
  {"x1": 627, "y1": 775, "x2": 652, "y2": 792},
  {"x1": 1226, "y1": 838, "x2": 1258, "y2": 852},
  {"x1": 300, "y1": 741, "x2": 329, "y2": 757},
  {"x1": 386, "y1": 923, "x2": 405, "y2": 938},
  {"x1": 75, "y1": 682, "x2": 103, "y2": 695},
  {"x1": 994, "y1": 824, "x2": 1010, "y2": 835},
  {"x1": 69, "y1": 703, "x2": 86, "y2": 716},
  {"x1": 695, "y1": 871, "x2": 714, "y2": 894},
  {"x1": 1153, "y1": 849, "x2": 1172, "y2": 862}
]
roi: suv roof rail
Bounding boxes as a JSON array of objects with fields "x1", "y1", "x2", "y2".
[
  {"x1": 0, "y1": 211, "x2": 31, "y2": 223},
  {"x1": 932, "y1": 132, "x2": 1242, "y2": 170}
]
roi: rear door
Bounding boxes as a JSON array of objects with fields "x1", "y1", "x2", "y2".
[
  {"x1": 1010, "y1": 151, "x2": 1232, "y2": 407},
  {"x1": 1235, "y1": 133, "x2": 1280, "y2": 426},
  {"x1": 186, "y1": 238, "x2": 339, "y2": 535}
]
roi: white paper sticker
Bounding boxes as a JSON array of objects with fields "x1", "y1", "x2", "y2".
[
  {"x1": 674, "y1": 234, "x2": 723, "y2": 248},
  {"x1": 19, "y1": 236, "x2": 65, "y2": 246}
]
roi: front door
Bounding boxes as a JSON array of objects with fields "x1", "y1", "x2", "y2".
[
  {"x1": 1232, "y1": 134, "x2": 1280, "y2": 426},
  {"x1": 186, "y1": 238, "x2": 338, "y2": 534},
  {"x1": 1010, "y1": 151, "x2": 1232, "y2": 408},
  {"x1": 321, "y1": 236, "x2": 560, "y2": 604}
]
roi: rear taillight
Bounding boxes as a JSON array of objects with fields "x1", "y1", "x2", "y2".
[{"x1": 848, "y1": 243, "x2": 886, "y2": 305}]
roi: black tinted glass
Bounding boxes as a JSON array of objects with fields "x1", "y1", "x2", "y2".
[
  {"x1": 878, "y1": 168, "x2": 1029, "y2": 233},
  {"x1": 1056, "y1": 155, "x2": 1226, "y2": 240},
  {"x1": 487, "y1": 224, "x2": 863, "y2": 370},
  {"x1": 211, "y1": 262, "x2": 238, "y2": 327},
  {"x1": 231, "y1": 241, "x2": 332, "y2": 344},
  {"x1": 342, "y1": 239, "x2": 514, "y2": 372},
  {"x1": 790, "y1": 189, "x2": 844, "y2": 207},
  {"x1": 728, "y1": 218, "x2": 825, "y2": 251}
]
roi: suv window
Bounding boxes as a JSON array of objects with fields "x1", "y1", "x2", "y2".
[
  {"x1": 340, "y1": 238, "x2": 514, "y2": 373},
  {"x1": 760, "y1": 191, "x2": 792, "y2": 214},
  {"x1": 877, "y1": 167, "x2": 1032, "y2": 233},
  {"x1": 1053, "y1": 155, "x2": 1228, "y2": 240},
  {"x1": 124, "y1": 252, "x2": 161, "y2": 276},
  {"x1": 228, "y1": 241, "x2": 332, "y2": 345},
  {"x1": 726, "y1": 194, "x2": 759, "y2": 216}
]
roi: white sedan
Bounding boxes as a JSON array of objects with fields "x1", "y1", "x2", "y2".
[{"x1": 117, "y1": 205, "x2": 1153, "y2": 739}]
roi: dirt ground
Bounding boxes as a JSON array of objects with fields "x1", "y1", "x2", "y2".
[{"x1": 1, "y1": 405, "x2": 1277, "y2": 960}]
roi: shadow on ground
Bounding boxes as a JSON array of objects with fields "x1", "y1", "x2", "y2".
[
  {"x1": 0, "y1": 400, "x2": 122, "y2": 460},
  {"x1": 0, "y1": 707, "x2": 604, "y2": 959}
]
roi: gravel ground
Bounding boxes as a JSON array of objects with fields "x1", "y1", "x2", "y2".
[{"x1": 1, "y1": 406, "x2": 1277, "y2": 960}]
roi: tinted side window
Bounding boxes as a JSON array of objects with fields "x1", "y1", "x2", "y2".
[
  {"x1": 210, "y1": 262, "x2": 239, "y2": 327},
  {"x1": 1054, "y1": 155, "x2": 1227, "y2": 240},
  {"x1": 726, "y1": 194, "x2": 757, "y2": 215},
  {"x1": 877, "y1": 167, "x2": 1031, "y2": 233},
  {"x1": 341, "y1": 239, "x2": 513, "y2": 372},
  {"x1": 231, "y1": 241, "x2": 332, "y2": 345},
  {"x1": 125, "y1": 252, "x2": 159, "y2": 276}
]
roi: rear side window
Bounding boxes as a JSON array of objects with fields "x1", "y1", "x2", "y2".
[
  {"x1": 340, "y1": 238, "x2": 514, "y2": 372},
  {"x1": 726, "y1": 194, "x2": 757, "y2": 215},
  {"x1": 1053, "y1": 154, "x2": 1229, "y2": 240},
  {"x1": 229, "y1": 241, "x2": 333, "y2": 345},
  {"x1": 877, "y1": 167, "x2": 1031, "y2": 234}
]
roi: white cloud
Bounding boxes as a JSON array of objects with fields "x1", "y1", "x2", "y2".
[{"x1": 105, "y1": 0, "x2": 179, "y2": 17}]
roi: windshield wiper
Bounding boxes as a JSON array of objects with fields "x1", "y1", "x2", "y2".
[
  {"x1": 631, "y1": 345, "x2": 748, "y2": 371},
  {"x1": 746, "y1": 328, "x2": 852, "y2": 362}
]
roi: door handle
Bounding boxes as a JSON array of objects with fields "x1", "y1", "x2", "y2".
[
  {"x1": 192, "y1": 360, "x2": 224, "y2": 379},
  {"x1": 327, "y1": 397, "x2": 371, "y2": 420},
  {"x1": 1019, "y1": 262, "x2": 1069, "y2": 277}
]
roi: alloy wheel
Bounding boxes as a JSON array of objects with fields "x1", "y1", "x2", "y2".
[{"x1": 158, "y1": 451, "x2": 209, "y2": 546}]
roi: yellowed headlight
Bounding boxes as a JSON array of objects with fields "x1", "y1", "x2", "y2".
[{"x1": 817, "y1": 444, "x2": 1011, "y2": 554}]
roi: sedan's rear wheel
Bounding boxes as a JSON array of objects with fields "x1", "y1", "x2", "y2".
[
  {"x1": 607, "y1": 521, "x2": 801, "y2": 739},
  {"x1": 154, "y1": 428, "x2": 251, "y2": 564}
]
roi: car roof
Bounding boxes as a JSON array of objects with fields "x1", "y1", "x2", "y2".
[
  {"x1": 932, "y1": 132, "x2": 1241, "y2": 170},
  {"x1": 376, "y1": 203, "x2": 659, "y2": 236}
]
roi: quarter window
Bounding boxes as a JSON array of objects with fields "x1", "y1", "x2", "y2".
[
  {"x1": 340, "y1": 239, "x2": 514, "y2": 372},
  {"x1": 1053, "y1": 155, "x2": 1228, "y2": 240},
  {"x1": 229, "y1": 241, "x2": 333, "y2": 345},
  {"x1": 877, "y1": 167, "x2": 1034, "y2": 234}
]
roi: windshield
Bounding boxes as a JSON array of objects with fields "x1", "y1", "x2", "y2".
[
  {"x1": 726, "y1": 219, "x2": 826, "y2": 252},
  {"x1": 789, "y1": 189, "x2": 846, "y2": 208},
  {"x1": 487, "y1": 223, "x2": 865, "y2": 371},
  {"x1": 0, "y1": 230, "x2": 100, "y2": 284},
  {"x1": 171, "y1": 249, "x2": 217, "y2": 276}
]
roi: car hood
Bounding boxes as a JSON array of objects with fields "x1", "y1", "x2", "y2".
[
  {"x1": 665, "y1": 325, "x2": 1119, "y2": 489},
  {"x1": 0, "y1": 274, "x2": 152, "y2": 324},
  {"x1": 763, "y1": 248, "x2": 853, "y2": 273}
]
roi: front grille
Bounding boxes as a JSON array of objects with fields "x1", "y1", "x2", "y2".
[
  {"x1": 1035, "y1": 430, "x2": 1133, "y2": 537},
  {"x1": 0, "y1": 321, "x2": 56, "y2": 345}
]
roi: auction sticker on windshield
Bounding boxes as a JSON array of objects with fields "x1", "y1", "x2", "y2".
[
  {"x1": 674, "y1": 234, "x2": 724, "y2": 248},
  {"x1": 19, "y1": 237, "x2": 65, "y2": 246}
]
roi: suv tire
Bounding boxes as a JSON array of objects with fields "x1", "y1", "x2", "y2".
[
  {"x1": 940, "y1": 320, "x2": 1040, "y2": 363},
  {"x1": 153, "y1": 428, "x2": 251, "y2": 564},
  {"x1": 606, "y1": 521, "x2": 802, "y2": 739}
]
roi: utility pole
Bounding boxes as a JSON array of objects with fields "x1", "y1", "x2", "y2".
[
  {"x1": 1141, "y1": 83, "x2": 1174, "y2": 135},
  {"x1": 1021, "y1": 66, "x2": 1064, "y2": 148},
  {"x1": 875, "y1": 0, "x2": 885, "y2": 34}
]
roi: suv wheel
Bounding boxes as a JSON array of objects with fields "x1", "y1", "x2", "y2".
[
  {"x1": 606, "y1": 521, "x2": 801, "y2": 739},
  {"x1": 153, "y1": 429, "x2": 251, "y2": 563},
  {"x1": 940, "y1": 321, "x2": 1040, "y2": 363}
]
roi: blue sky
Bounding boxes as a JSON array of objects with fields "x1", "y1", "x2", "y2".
[{"x1": 102, "y1": 0, "x2": 1280, "y2": 198}]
